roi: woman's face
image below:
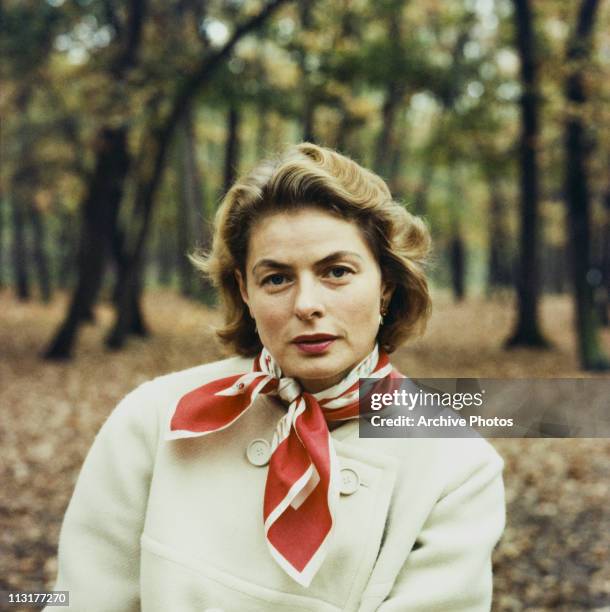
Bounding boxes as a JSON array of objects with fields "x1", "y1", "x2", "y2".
[{"x1": 236, "y1": 207, "x2": 391, "y2": 393}]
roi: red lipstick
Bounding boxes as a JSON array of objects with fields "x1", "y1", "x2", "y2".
[{"x1": 292, "y1": 334, "x2": 337, "y2": 355}]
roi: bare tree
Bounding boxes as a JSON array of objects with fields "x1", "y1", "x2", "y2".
[
  {"x1": 0, "y1": 188, "x2": 4, "y2": 289},
  {"x1": 28, "y1": 196, "x2": 52, "y2": 302},
  {"x1": 599, "y1": 164, "x2": 610, "y2": 325},
  {"x1": 10, "y1": 190, "x2": 30, "y2": 301},
  {"x1": 223, "y1": 105, "x2": 241, "y2": 194},
  {"x1": 563, "y1": 0, "x2": 608, "y2": 370},
  {"x1": 506, "y1": 0, "x2": 548, "y2": 347}
]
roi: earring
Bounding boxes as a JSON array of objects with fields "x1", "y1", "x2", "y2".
[{"x1": 379, "y1": 302, "x2": 388, "y2": 326}]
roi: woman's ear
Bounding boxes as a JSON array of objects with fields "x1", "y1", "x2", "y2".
[
  {"x1": 235, "y1": 269, "x2": 250, "y2": 308},
  {"x1": 381, "y1": 280, "x2": 395, "y2": 310}
]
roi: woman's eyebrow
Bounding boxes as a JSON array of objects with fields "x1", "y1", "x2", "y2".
[
  {"x1": 315, "y1": 251, "x2": 363, "y2": 266},
  {"x1": 252, "y1": 259, "x2": 293, "y2": 274},
  {"x1": 252, "y1": 251, "x2": 363, "y2": 275}
]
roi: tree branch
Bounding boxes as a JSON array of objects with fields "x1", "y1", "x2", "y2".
[
  {"x1": 168, "y1": 0, "x2": 290, "y2": 135},
  {"x1": 111, "y1": 0, "x2": 147, "y2": 76},
  {"x1": 128, "y1": 0, "x2": 292, "y2": 250}
]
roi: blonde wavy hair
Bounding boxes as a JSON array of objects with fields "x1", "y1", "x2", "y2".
[{"x1": 191, "y1": 142, "x2": 432, "y2": 356}]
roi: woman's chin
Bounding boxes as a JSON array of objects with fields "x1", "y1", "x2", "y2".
[{"x1": 289, "y1": 362, "x2": 352, "y2": 392}]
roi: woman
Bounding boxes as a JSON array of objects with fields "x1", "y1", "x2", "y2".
[{"x1": 49, "y1": 143, "x2": 505, "y2": 611}]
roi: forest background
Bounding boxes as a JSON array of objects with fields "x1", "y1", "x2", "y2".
[{"x1": 1, "y1": 0, "x2": 610, "y2": 610}]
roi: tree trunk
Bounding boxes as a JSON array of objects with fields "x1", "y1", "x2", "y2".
[
  {"x1": 28, "y1": 200, "x2": 52, "y2": 302},
  {"x1": 302, "y1": 103, "x2": 316, "y2": 144},
  {"x1": 256, "y1": 106, "x2": 270, "y2": 155},
  {"x1": 56, "y1": 207, "x2": 76, "y2": 289},
  {"x1": 506, "y1": 0, "x2": 548, "y2": 347},
  {"x1": 563, "y1": 0, "x2": 607, "y2": 370},
  {"x1": 412, "y1": 164, "x2": 434, "y2": 217},
  {"x1": 599, "y1": 174, "x2": 610, "y2": 325},
  {"x1": 107, "y1": 246, "x2": 149, "y2": 349},
  {"x1": 299, "y1": 0, "x2": 316, "y2": 144},
  {"x1": 106, "y1": 244, "x2": 151, "y2": 349},
  {"x1": 540, "y1": 243, "x2": 568, "y2": 294},
  {"x1": 223, "y1": 105, "x2": 240, "y2": 194},
  {"x1": 106, "y1": 121, "x2": 165, "y2": 349},
  {"x1": 373, "y1": 5, "x2": 406, "y2": 180},
  {"x1": 10, "y1": 87, "x2": 33, "y2": 301},
  {"x1": 130, "y1": 270, "x2": 148, "y2": 336},
  {"x1": 335, "y1": 111, "x2": 351, "y2": 154},
  {"x1": 487, "y1": 177, "x2": 513, "y2": 291},
  {"x1": 177, "y1": 107, "x2": 205, "y2": 297},
  {"x1": 374, "y1": 80, "x2": 404, "y2": 179},
  {"x1": 156, "y1": 227, "x2": 174, "y2": 286},
  {"x1": 44, "y1": 126, "x2": 131, "y2": 359},
  {"x1": 10, "y1": 191, "x2": 30, "y2": 301},
  {"x1": 387, "y1": 111, "x2": 409, "y2": 198},
  {"x1": 127, "y1": 257, "x2": 148, "y2": 336},
  {"x1": 109, "y1": 223, "x2": 149, "y2": 337},
  {"x1": 450, "y1": 234, "x2": 466, "y2": 301},
  {"x1": 0, "y1": 190, "x2": 5, "y2": 289}
]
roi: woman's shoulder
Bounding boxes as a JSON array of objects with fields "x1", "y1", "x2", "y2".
[
  {"x1": 146, "y1": 354, "x2": 254, "y2": 396},
  {"x1": 104, "y1": 355, "x2": 254, "y2": 436}
]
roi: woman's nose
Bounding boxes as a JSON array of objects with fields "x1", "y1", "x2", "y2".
[{"x1": 293, "y1": 277, "x2": 325, "y2": 320}]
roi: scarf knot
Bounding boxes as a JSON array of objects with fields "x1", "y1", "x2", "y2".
[{"x1": 276, "y1": 376, "x2": 301, "y2": 406}]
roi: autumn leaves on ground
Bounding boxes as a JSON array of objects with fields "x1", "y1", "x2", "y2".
[{"x1": 1, "y1": 289, "x2": 609, "y2": 611}]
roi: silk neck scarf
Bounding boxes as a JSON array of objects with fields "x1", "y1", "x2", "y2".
[{"x1": 166, "y1": 344, "x2": 395, "y2": 586}]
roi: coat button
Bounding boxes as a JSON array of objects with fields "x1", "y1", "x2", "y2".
[
  {"x1": 339, "y1": 467, "x2": 360, "y2": 495},
  {"x1": 246, "y1": 439, "x2": 271, "y2": 466}
]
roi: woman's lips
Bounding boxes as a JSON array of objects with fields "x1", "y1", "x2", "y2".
[{"x1": 292, "y1": 336, "x2": 337, "y2": 354}]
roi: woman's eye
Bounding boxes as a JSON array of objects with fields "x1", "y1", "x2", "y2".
[
  {"x1": 263, "y1": 273, "x2": 287, "y2": 286},
  {"x1": 327, "y1": 266, "x2": 352, "y2": 279}
]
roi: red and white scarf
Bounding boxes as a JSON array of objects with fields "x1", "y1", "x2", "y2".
[{"x1": 166, "y1": 344, "x2": 394, "y2": 586}]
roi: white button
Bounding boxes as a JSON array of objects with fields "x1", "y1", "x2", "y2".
[
  {"x1": 339, "y1": 467, "x2": 360, "y2": 495},
  {"x1": 246, "y1": 439, "x2": 271, "y2": 466}
]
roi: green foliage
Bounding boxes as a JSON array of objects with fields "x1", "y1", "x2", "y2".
[{"x1": 2, "y1": 0, "x2": 609, "y2": 300}]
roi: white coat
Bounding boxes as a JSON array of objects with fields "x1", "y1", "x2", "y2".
[{"x1": 48, "y1": 355, "x2": 505, "y2": 611}]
